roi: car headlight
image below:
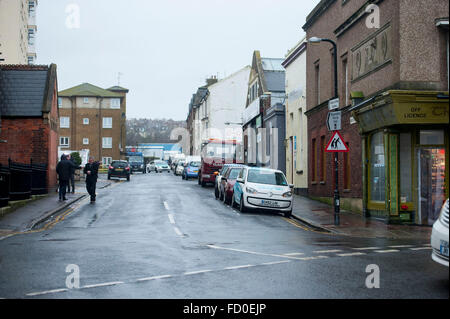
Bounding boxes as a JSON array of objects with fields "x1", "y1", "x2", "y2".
[
  {"x1": 282, "y1": 191, "x2": 292, "y2": 198},
  {"x1": 439, "y1": 199, "x2": 449, "y2": 224},
  {"x1": 246, "y1": 187, "x2": 257, "y2": 194}
]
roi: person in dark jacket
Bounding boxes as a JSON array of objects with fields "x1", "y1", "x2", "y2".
[
  {"x1": 66, "y1": 154, "x2": 77, "y2": 193},
  {"x1": 84, "y1": 156, "x2": 100, "y2": 202},
  {"x1": 56, "y1": 154, "x2": 80, "y2": 201}
]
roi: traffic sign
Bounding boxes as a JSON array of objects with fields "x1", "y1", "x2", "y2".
[
  {"x1": 325, "y1": 131, "x2": 349, "y2": 152},
  {"x1": 328, "y1": 98, "x2": 339, "y2": 110},
  {"x1": 327, "y1": 111, "x2": 341, "y2": 131}
]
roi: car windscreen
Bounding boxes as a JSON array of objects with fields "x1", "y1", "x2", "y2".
[
  {"x1": 112, "y1": 162, "x2": 127, "y2": 168},
  {"x1": 128, "y1": 156, "x2": 143, "y2": 163},
  {"x1": 246, "y1": 170, "x2": 288, "y2": 186},
  {"x1": 156, "y1": 161, "x2": 167, "y2": 166},
  {"x1": 189, "y1": 161, "x2": 200, "y2": 167},
  {"x1": 228, "y1": 168, "x2": 241, "y2": 180}
]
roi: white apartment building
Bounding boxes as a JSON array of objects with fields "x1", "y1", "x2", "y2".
[
  {"x1": 0, "y1": 0, "x2": 38, "y2": 65},
  {"x1": 195, "y1": 66, "x2": 251, "y2": 150},
  {"x1": 282, "y1": 37, "x2": 308, "y2": 196}
]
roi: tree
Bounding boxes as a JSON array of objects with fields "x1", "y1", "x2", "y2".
[{"x1": 70, "y1": 152, "x2": 82, "y2": 166}]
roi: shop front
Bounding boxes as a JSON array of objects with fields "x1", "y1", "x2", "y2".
[{"x1": 353, "y1": 90, "x2": 449, "y2": 225}]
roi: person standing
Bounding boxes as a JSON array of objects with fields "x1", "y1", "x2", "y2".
[
  {"x1": 84, "y1": 156, "x2": 100, "y2": 202},
  {"x1": 56, "y1": 154, "x2": 79, "y2": 201},
  {"x1": 66, "y1": 154, "x2": 77, "y2": 193}
]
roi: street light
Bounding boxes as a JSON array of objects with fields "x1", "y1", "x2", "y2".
[{"x1": 308, "y1": 36, "x2": 340, "y2": 226}]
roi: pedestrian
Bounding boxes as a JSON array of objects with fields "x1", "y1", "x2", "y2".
[
  {"x1": 56, "y1": 154, "x2": 79, "y2": 201},
  {"x1": 84, "y1": 156, "x2": 100, "y2": 203},
  {"x1": 66, "y1": 154, "x2": 76, "y2": 194}
]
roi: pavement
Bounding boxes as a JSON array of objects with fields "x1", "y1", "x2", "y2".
[
  {"x1": 0, "y1": 174, "x2": 432, "y2": 241},
  {"x1": 291, "y1": 194, "x2": 433, "y2": 240},
  {"x1": 0, "y1": 178, "x2": 111, "y2": 239}
]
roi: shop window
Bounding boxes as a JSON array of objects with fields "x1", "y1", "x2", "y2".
[
  {"x1": 420, "y1": 130, "x2": 444, "y2": 145},
  {"x1": 399, "y1": 133, "x2": 412, "y2": 203},
  {"x1": 369, "y1": 132, "x2": 385, "y2": 202}
]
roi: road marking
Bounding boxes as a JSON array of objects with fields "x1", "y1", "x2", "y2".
[
  {"x1": 313, "y1": 249, "x2": 342, "y2": 253},
  {"x1": 261, "y1": 260, "x2": 291, "y2": 266},
  {"x1": 81, "y1": 281, "x2": 124, "y2": 289},
  {"x1": 168, "y1": 214, "x2": 175, "y2": 224},
  {"x1": 374, "y1": 249, "x2": 400, "y2": 253},
  {"x1": 337, "y1": 252, "x2": 366, "y2": 257},
  {"x1": 207, "y1": 245, "x2": 309, "y2": 260},
  {"x1": 351, "y1": 247, "x2": 381, "y2": 251},
  {"x1": 283, "y1": 252, "x2": 304, "y2": 256},
  {"x1": 298, "y1": 256, "x2": 329, "y2": 261},
  {"x1": 410, "y1": 247, "x2": 432, "y2": 251},
  {"x1": 184, "y1": 270, "x2": 213, "y2": 275},
  {"x1": 26, "y1": 288, "x2": 68, "y2": 297},
  {"x1": 137, "y1": 275, "x2": 172, "y2": 282},
  {"x1": 163, "y1": 201, "x2": 170, "y2": 210},
  {"x1": 224, "y1": 265, "x2": 255, "y2": 270},
  {"x1": 388, "y1": 245, "x2": 413, "y2": 248},
  {"x1": 173, "y1": 227, "x2": 183, "y2": 237}
]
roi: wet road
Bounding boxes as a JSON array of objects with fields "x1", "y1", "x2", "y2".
[{"x1": 0, "y1": 172, "x2": 448, "y2": 299}]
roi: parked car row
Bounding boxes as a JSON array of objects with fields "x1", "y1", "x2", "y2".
[{"x1": 213, "y1": 164, "x2": 294, "y2": 218}]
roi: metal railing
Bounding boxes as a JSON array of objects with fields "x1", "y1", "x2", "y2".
[{"x1": 0, "y1": 159, "x2": 48, "y2": 207}]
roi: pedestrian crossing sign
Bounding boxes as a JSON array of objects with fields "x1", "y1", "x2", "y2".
[{"x1": 325, "y1": 131, "x2": 349, "y2": 152}]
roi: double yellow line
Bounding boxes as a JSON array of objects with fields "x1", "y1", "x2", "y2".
[{"x1": 281, "y1": 217, "x2": 334, "y2": 235}]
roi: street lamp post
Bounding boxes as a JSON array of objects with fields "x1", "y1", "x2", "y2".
[{"x1": 309, "y1": 37, "x2": 340, "y2": 226}]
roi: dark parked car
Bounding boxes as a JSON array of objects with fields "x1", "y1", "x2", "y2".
[{"x1": 108, "y1": 160, "x2": 130, "y2": 181}]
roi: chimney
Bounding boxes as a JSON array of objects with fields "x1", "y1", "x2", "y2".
[{"x1": 206, "y1": 75, "x2": 218, "y2": 87}]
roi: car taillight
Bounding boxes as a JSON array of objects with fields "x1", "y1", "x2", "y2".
[
  {"x1": 109, "y1": 166, "x2": 113, "y2": 169},
  {"x1": 125, "y1": 167, "x2": 130, "y2": 170}
]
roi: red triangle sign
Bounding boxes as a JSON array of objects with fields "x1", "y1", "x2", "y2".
[{"x1": 325, "y1": 131, "x2": 349, "y2": 152}]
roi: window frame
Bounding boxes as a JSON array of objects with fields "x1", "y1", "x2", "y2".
[
  {"x1": 83, "y1": 138, "x2": 89, "y2": 145},
  {"x1": 102, "y1": 137, "x2": 112, "y2": 149},
  {"x1": 110, "y1": 98, "x2": 121, "y2": 109},
  {"x1": 102, "y1": 117, "x2": 112, "y2": 129},
  {"x1": 60, "y1": 136, "x2": 69, "y2": 147},
  {"x1": 60, "y1": 116, "x2": 70, "y2": 128}
]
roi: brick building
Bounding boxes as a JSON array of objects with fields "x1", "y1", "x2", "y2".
[
  {"x1": 0, "y1": 64, "x2": 59, "y2": 189},
  {"x1": 57, "y1": 83, "x2": 129, "y2": 166},
  {"x1": 303, "y1": 0, "x2": 449, "y2": 224}
]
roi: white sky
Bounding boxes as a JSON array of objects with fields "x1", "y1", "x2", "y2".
[{"x1": 36, "y1": 0, "x2": 319, "y2": 121}]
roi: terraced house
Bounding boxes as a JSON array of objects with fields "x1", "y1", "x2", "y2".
[{"x1": 58, "y1": 83, "x2": 129, "y2": 166}]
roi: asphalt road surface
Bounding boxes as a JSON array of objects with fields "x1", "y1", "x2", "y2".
[{"x1": 0, "y1": 172, "x2": 448, "y2": 299}]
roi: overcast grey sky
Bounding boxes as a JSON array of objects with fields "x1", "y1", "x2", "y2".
[{"x1": 36, "y1": 0, "x2": 319, "y2": 121}]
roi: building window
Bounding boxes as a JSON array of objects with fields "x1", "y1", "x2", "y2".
[
  {"x1": 60, "y1": 117, "x2": 70, "y2": 128},
  {"x1": 58, "y1": 97, "x2": 62, "y2": 107},
  {"x1": 102, "y1": 137, "x2": 112, "y2": 149},
  {"x1": 83, "y1": 97, "x2": 89, "y2": 104},
  {"x1": 419, "y1": 130, "x2": 444, "y2": 145},
  {"x1": 83, "y1": 118, "x2": 89, "y2": 125},
  {"x1": 28, "y1": 1, "x2": 36, "y2": 17},
  {"x1": 320, "y1": 136, "x2": 326, "y2": 182},
  {"x1": 311, "y1": 138, "x2": 317, "y2": 182},
  {"x1": 342, "y1": 58, "x2": 349, "y2": 106},
  {"x1": 369, "y1": 132, "x2": 385, "y2": 202},
  {"x1": 315, "y1": 64, "x2": 320, "y2": 105},
  {"x1": 103, "y1": 117, "x2": 112, "y2": 128},
  {"x1": 60, "y1": 137, "x2": 69, "y2": 147},
  {"x1": 27, "y1": 28, "x2": 35, "y2": 46},
  {"x1": 102, "y1": 157, "x2": 112, "y2": 166},
  {"x1": 110, "y1": 98, "x2": 121, "y2": 109},
  {"x1": 27, "y1": 56, "x2": 35, "y2": 65},
  {"x1": 344, "y1": 142, "x2": 350, "y2": 189},
  {"x1": 83, "y1": 138, "x2": 89, "y2": 145}
]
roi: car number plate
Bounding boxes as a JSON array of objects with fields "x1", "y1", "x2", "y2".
[
  {"x1": 261, "y1": 200, "x2": 280, "y2": 207},
  {"x1": 193, "y1": 170, "x2": 198, "y2": 173},
  {"x1": 116, "y1": 168, "x2": 123, "y2": 171},
  {"x1": 440, "y1": 240, "x2": 449, "y2": 257}
]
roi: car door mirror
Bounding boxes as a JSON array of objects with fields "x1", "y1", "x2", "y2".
[
  {"x1": 289, "y1": 184, "x2": 294, "y2": 189},
  {"x1": 236, "y1": 178, "x2": 244, "y2": 184}
]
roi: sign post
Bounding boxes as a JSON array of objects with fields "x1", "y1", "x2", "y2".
[{"x1": 325, "y1": 131, "x2": 349, "y2": 226}]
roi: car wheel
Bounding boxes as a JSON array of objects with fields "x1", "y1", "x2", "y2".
[
  {"x1": 284, "y1": 210, "x2": 292, "y2": 218},
  {"x1": 107, "y1": 174, "x2": 111, "y2": 180},
  {"x1": 232, "y1": 194, "x2": 238, "y2": 208},
  {"x1": 223, "y1": 191, "x2": 229, "y2": 205},
  {"x1": 239, "y1": 194, "x2": 247, "y2": 213},
  {"x1": 201, "y1": 180, "x2": 206, "y2": 187},
  {"x1": 127, "y1": 175, "x2": 130, "y2": 181},
  {"x1": 198, "y1": 176, "x2": 201, "y2": 185},
  {"x1": 182, "y1": 174, "x2": 185, "y2": 180}
]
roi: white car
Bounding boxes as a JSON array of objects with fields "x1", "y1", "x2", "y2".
[
  {"x1": 175, "y1": 161, "x2": 186, "y2": 176},
  {"x1": 431, "y1": 198, "x2": 449, "y2": 267},
  {"x1": 232, "y1": 167, "x2": 294, "y2": 218}
]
